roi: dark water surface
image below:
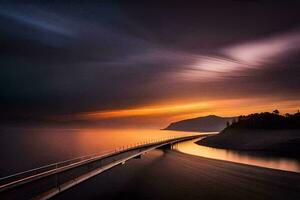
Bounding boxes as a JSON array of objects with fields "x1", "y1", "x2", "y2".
[{"x1": 53, "y1": 150, "x2": 300, "y2": 200}]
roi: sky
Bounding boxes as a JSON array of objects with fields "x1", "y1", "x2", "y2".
[{"x1": 1, "y1": 1, "x2": 300, "y2": 127}]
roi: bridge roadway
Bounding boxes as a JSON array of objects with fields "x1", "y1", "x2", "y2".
[{"x1": 0, "y1": 134, "x2": 202, "y2": 200}]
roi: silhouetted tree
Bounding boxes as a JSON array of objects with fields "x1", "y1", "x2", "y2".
[
  {"x1": 238, "y1": 116, "x2": 242, "y2": 122},
  {"x1": 232, "y1": 119, "x2": 237, "y2": 124},
  {"x1": 273, "y1": 109, "x2": 280, "y2": 115},
  {"x1": 226, "y1": 121, "x2": 230, "y2": 127},
  {"x1": 226, "y1": 111, "x2": 300, "y2": 129}
]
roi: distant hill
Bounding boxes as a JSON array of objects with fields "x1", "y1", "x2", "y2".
[{"x1": 164, "y1": 115, "x2": 236, "y2": 132}]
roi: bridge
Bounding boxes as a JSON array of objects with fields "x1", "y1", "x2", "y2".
[{"x1": 0, "y1": 134, "x2": 203, "y2": 200}]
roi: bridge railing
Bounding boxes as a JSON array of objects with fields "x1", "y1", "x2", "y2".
[
  {"x1": 0, "y1": 148, "x2": 114, "y2": 186},
  {"x1": 0, "y1": 135, "x2": 190, "y2": 189}
]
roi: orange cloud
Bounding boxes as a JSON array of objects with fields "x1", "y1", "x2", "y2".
[
  {"x1": 73, "y1": 102, "x2": 209, "y2": 120},
  {"x1": 56, "y1": 97, "x2": 300, "y2": 125}
]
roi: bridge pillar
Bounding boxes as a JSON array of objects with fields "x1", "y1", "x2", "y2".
[
  {"x1": 133, "y1": 154, "x2": 142, "y2": 159},
  {"x1": 158, "y1": 143, "x2": 172, "y2": 150}
]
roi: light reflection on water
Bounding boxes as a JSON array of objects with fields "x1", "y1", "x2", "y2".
[
  {"x1": 0, "y1": 127, "x2": 200, "y2": 176},
  {"x1": 173, "y1": 138, "x2": 300, "y2": 173},
  {"x1": 2, "y1": 127, "x2": 299, "y2": 176}
]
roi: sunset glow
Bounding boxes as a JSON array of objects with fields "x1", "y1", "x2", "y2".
[{"x1": 52, "y1": 98, "x2": 300, "y2": 128}]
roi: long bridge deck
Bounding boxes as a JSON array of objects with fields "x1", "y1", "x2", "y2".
[{"x1": 0, "y1": 134, "x2": 202, "y2": 200}]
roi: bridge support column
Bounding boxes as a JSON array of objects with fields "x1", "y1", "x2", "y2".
[
  {"x1": 158, "y1": 143, "x2": 172, "y2": 150},
  {"x1": 133, "y1": 154, "x2": 142, "y2": 159}
]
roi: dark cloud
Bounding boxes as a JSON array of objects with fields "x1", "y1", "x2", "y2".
[{"x1": 0, "y1": 1, "x2": 300, "y2": 121}]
